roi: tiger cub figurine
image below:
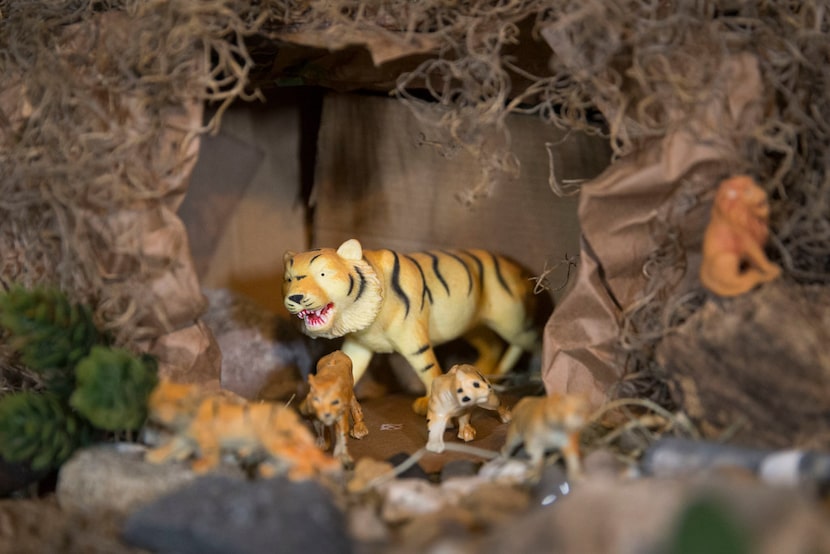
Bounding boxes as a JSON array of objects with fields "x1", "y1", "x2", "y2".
[
  {"x1": 144, "y1": 380, "x2": 340, "y2": 480},
  {"x1": 501, "y1": 393, "x2": 590, "y2": 478},
  {"x1": 425, "y1": 364, "x2": 511, "y2": 453},
  {"x1": 283, "y1": 239, "x2": 539, "y2": 414},
  {"x1": 300, "y1": 350, "x2": 369, "y2": 464}
]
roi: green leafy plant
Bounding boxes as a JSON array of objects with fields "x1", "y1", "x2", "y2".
[
  {"x1": 0, "y1": 285, "x2": 101, "y2": 372},
  {"x1": 0, "y1": 286, "x2": 157, "y2": 472},
  {"x1": 667, "y1": 496, "x2": 750, "y2": 554},
  {"x1": 0, "y1": 391, "x2": 95, "y2": 471},
  {"x1": 70, "y1": 346, "x2": 158, "y2": 431}
]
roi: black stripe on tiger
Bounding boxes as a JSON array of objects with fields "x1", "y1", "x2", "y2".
[
  {"x1": 390, "y1": 251, "x2": 411, "y2": 317},
  {"x1": 412, "y1": 344, "x2": 430, "y2": 356},
  {"x1": 309, "y1": 253, "x2": 322, "y2": 265},
  {"x1": 463, "y1": 251, "x2": 486, "y2": 293},
  {"x1": 440, "y1": 250, "x2": 473, "y2": 295},
  {"x1": 491, "y1": 253, "x2": 513, "y2": 296},
  {"x1": 346, "y1": 273, "x2": 355, "y2": 296},
  {"x1": 425, "y1": 252, "x2": 450, "y2": 295},
  {"x1": 421, "y1": 362, "x2": 435, "y2": 373},
  {"x1": 354, "y1": 266, "x2": 367, "y2": 301},
  {"x1": 406, "y1": 255, "x2": 433, "y2": 311}
]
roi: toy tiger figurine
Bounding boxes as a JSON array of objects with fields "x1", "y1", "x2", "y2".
[
  {"x1": 425, "y1": 364, "x2": 511, "y2": 453},
  {"x1": 501, "y1": 393, "x2": 590, "y2": 478},
  {"x1": 283, "y1": 239, "x2": 539, "y2": 414},
  {"x1": 144, "y1": 380, "x2": 340, "y2": 480},
  {"x1": 300, "y1": 350, "x2": 368, "y2": 464}
]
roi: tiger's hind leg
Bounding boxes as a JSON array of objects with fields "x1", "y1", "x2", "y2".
[{"x1": 462, "y1": 326, "x2": 505, "y2": 375}]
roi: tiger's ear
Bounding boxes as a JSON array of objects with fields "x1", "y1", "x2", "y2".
[
  {"x1": 336, "y1": 239, "x2": 363, "y2": 261},
  {"x1": 283, "y1": 250, "x2": 296, "y2": 266}
]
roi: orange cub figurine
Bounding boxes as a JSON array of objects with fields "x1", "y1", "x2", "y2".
[
  {"x1": 501, "y1": 393, "x2": 590, "y2": 478},
  {"x1": 700, "y1": 175, "x2": 782, "y2": 296},
  {"x1": 144, "y1": 380, "x2": 340, "y2": 480},
  {"x1": 301, "y1": 351, "x2": 369, "y2": 464},
  {"x1": 425, "y1": 364, "x2": 511, "y2": 453}
]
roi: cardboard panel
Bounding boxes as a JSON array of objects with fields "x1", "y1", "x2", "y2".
[
  {"x1": 312, "y1": 93, "x2": 611, "y2": 303},
  {"x1": 183, "y1": 97, "x2": 309, "y2": 313}
]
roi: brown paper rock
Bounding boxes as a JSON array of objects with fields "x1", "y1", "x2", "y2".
[
  {"x1": 142, "y1": 320, "x2": 221, "y2": 384},
  {"x1": 541, "y1": 53, "x2": 764, "y2": 406}
]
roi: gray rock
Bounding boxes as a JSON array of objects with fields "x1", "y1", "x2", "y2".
[
  {"x1": 122, "y1": 474, "x2": 352, "y2": 554},
  {"x1": 201, "y1": 288, "x2": 325, "y2": 401},
  {"x1": 440, "y1": 459, "x2": 480, "y2": 481},
  {"x1": 481, "y1": 476, "x2": 830, "y2": 554},
  {"x1": 56, "y1": 443, "x2": 199, "y2": 516}
]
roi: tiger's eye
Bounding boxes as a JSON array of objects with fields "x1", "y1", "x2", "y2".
[{"x1": 472, "y1": 382, "x2": 480, "y2": 388}]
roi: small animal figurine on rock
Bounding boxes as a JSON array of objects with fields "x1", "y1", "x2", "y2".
[
  {"x1": 501, "y1": 393, "x2": 590, "y2": 478},
  {"x1": 300, "y1": 350, "x2": 369, "y2": 464},
  {"x1": 144, "y1": 380, "x2": 340, "y2": 480},
  {"x1": 283, "y1": 239, "x2": 540, "y2": 414},
  {"x1": 700, "y1": 175, "x2": 782, "y2": 296},
  {"x1": 425, "y1": 364, "x2": 511, "y2": 453}
]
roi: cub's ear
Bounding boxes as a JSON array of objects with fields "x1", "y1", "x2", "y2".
[
  {"x1": 336, "y1": 239, "x2": 363, "y2": 261},
  {"x1": 283, "y1": 250, "x2": 296, "y2": 266}
]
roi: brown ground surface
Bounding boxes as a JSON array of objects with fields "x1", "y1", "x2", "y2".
[{"x1": 343, "y1": 393, "x2": 514, "y2": 474}]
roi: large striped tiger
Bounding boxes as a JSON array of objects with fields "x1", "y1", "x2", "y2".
[{"x1": 282, "y1": 239, "x2": 540, "y2": 414}]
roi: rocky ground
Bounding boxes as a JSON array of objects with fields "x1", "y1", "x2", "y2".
[{"x1": 1, "y1": 289, "x2": 828, "y2": 553}]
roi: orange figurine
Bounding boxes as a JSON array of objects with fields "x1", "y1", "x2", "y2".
[
  {"x1": 700, "y1": 175, "x2": 781, "y2": 296},
  {"x1": 301, "y1": 351, "x2": 369, "y2": 465}
]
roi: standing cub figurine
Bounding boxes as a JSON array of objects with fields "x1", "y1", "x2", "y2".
[
  {"x1": 301, "y1": 350, "x2": 369, "y2": 464},
  {"x1": 283, "y1": 239, "x2": 539, "y2": 414},
  {"x1": 425, "y1": 364, "x2": 511, "y2": 453},
  {"x1": 501, "y1": 393, "x2": 590, "y2": 478}
]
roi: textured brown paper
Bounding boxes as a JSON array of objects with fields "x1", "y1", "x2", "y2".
[
  {"x1": 142, "y1": 320, "x2": 222, "y2": 384},
  {"x1": 542, "y1": 53, "x2": 764, "y2": 406}
]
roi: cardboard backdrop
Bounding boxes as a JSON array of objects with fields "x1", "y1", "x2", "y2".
[{"x1": 312, "y1": 93, "x2": 612, "y2": 306}]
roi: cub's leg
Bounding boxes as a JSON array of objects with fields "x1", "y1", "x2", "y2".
[
  {"x1": 189, "y1": 435, "x2": 222, "y2": 474},
  {"x1": 312, "y1": 419, "x2": 328, "y2": 450},
  {"x1": 456, "y1": 412, "x2": 476, "y2": 442},
  {"x1": 349, "y1": 398, "x2": 368, "y2": 439},
  {"x1": 332, "y1": 416, "x2": 352, "y2": 464},
  {"x1": 145, "y1": 436, "x2": 193, "y2": 464},
  {"x1": 426, "y1": 412, "x2": 450, "y2": 453},
  {"x1": 478, "y1": 394, "x2": 512, "y2": 423},
  {"x1": 500, "y1": 425, "x2": 524, "y2": 459},
  {"x1": 561, "y1": 430, "x2": 584, "y2": 478}
]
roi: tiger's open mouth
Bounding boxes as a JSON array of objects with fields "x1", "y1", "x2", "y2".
[{"x1": 297, "y1": 303, "x2": 334, "y2": 329}]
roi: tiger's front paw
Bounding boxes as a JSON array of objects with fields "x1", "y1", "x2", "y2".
[{"x1": 412, "y1": 396, "x2": 429, "y2": 415}]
